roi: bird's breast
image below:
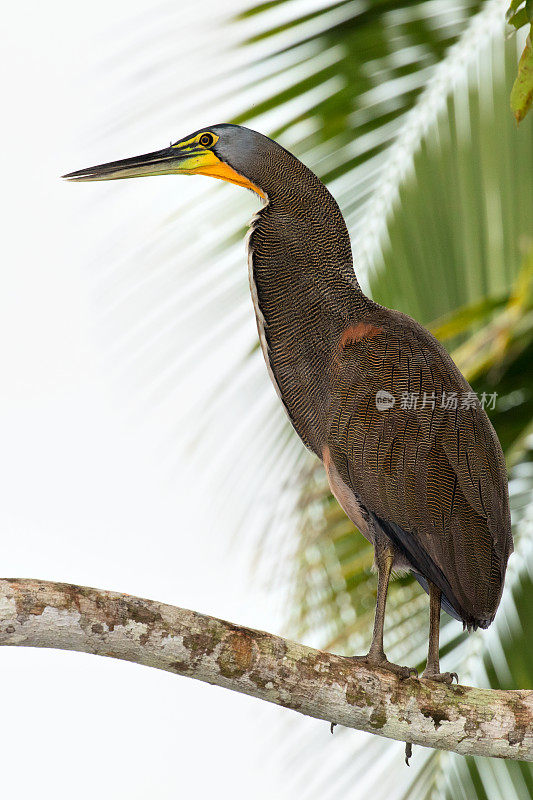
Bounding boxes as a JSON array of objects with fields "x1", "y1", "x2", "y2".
[{"x1": 244, "y1": 199, "x2": 365, "y2": 455}]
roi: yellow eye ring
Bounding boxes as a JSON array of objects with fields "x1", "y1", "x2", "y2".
[{"x1": 199, "y1": 133, "x2": 215, "y2": 147}]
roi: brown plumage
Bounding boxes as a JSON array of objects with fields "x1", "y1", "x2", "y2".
[
  {"x1": 327, "y1": 309, "x2": 510, "y2": 631},
  {"x1": 241, "y1": 125, "x2": 513, "y2": 679},
  {"x1": 64, "y1": 123, "x2": 513, "y2": 681}
]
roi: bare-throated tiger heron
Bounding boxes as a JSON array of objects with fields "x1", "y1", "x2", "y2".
[{"x1": 64, "y1": 124, "x2": 513, "y2": 682}]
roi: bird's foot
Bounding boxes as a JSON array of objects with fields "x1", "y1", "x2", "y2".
[
  {"x1": 421, "y1": 669, "x2": 458, "y2": 685},
  {"x1": 349, "y1": 654, "x2": 418, "y2": 680}
]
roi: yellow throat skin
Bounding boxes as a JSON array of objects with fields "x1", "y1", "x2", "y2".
[{"x1": 189, "y1": 156, "x2": 266, "y2": 198}]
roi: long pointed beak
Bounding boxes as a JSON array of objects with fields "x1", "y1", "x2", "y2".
[{"x1": 62, "y1": 145, "x2": 210, "y2": 182}]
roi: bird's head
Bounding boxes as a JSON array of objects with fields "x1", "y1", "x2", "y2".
[{"x1": 63, "y1": 124, "x2": 267, "y2": 199}]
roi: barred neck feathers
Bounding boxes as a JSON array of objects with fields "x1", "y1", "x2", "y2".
[{"x1": 238, "y1": 139, "x2": 370, "y2": 454}]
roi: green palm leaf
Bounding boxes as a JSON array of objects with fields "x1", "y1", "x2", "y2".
[
  {"x1": 95, "y1": 2, "x2": 533, "y2": 797},
  {"x1": 276, "y1": 15, "x2": 533, "y2": 800}
]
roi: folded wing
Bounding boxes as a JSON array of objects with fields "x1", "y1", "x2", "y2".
[{"x1": 326, "y1": 310, "x2": 513, "y2": 628}]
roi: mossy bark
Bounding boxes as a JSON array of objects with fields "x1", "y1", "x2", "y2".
[{"x1": 0, "y1": 578, "x2": 531, "y2": 760}]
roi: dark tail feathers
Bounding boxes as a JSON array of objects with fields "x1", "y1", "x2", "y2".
[{"x1": 370, "y1": 512, "x2": 491, "y2": 631}]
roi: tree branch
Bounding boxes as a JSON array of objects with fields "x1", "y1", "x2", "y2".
[{"x1": 1, "y1": 578, "x2": 531, "y2": 760}]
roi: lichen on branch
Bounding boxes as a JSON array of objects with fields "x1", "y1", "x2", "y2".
[{"x1": 1, "y1": 578, "x2": 532, "y2": 760}]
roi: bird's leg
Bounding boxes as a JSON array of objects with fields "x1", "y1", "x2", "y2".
[
  {"x1": 367, "y1": 544, "x2": 393, "y2": 662},
  {"x1": 421, "y1": 582, "x2": 458, "y2": 684},
  {"x1": 350, "y1": 544, "x2": 417, "y2": 679}
]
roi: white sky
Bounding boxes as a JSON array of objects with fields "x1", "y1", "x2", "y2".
[{"x1": 0, "y1": 1, "x2": 352, "y2": 797}]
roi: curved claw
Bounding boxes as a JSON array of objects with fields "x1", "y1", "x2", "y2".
[
  {"x1": 391, "y1": 664, "x2": 418, "y2": 681},
  {"x1": 421, "y1": 670, "x2": 459, "y2": 685},
  {"x1": 349, "y1": 655, "x2": 418, "y2": 680},
  {"x1": 397, "y1": 665, "x2": 419, "y2": 680}
]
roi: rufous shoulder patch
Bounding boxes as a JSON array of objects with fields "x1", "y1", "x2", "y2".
[{"x1": 338, "y1": 322, "x2": 383, "y2": 350}]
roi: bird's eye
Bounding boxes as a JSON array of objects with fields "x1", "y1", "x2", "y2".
[{"x1": 199, "y1": 133, "x2": 214, "y2": 147}]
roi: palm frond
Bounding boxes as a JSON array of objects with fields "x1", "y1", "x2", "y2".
[
  {"x1": 275, "y1": 10, "x2": 533, "y2": 800},
  {"x1": 90, "y1": 2, "x2": 533, "y2": 797},
  {"x1": 98, "y1": 1, "x2": 496, "y2": 528}
]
